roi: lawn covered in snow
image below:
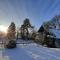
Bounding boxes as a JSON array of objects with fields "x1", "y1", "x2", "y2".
[{"x1": 0, "y1": 39, "x2": 60, "y2": 60}]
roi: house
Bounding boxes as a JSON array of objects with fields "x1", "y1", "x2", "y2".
[
  {"x1": 38, "y1": 25, "x2": 53, "y2": 47},
  {"x1": 38, "y1": 25, "x2": 60, "y2": 48},
  {"x1": 37, "y1": 15, "x2": 60, "y2": 47}
]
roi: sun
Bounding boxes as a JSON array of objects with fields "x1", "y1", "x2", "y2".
[{"x1": 0, "y1": 25, "x2": 8, "y2": 33}]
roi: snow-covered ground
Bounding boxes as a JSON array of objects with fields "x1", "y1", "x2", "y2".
[{"x1": 0, "y1": 39, "x2": 60, "y2": 60}]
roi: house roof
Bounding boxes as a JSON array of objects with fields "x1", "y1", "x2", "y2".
[
  {"x1": 49, "y1": 29, "x2": 60, "y2": 39},
  {"x1": 38, "y1": 25, "x2": 45, "y2": 32}
]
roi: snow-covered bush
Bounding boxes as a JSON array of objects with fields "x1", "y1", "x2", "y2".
[{"x1": 5, "y1": 40, "x2": 16, "y2": 49}]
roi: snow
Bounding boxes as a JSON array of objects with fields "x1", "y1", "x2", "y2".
[
  {"x1": 0, "y1": 39, "x2": 60, "y2": 60},
  {"x1": 17, "y1": 43, "x2": 60, "y2": 60}
]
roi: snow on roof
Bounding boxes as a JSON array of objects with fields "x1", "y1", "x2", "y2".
[{"x1": 49, "y1": 29, "x2": 60, "y2": 39}]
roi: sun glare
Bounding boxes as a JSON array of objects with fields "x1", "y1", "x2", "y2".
[{"x1": 0, "y1": 25, "x2": 8, "y2": 33}]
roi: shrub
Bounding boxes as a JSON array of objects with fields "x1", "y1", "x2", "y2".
[{"x1": 5, "y1": 40, "x2": 16, "y2": 49}]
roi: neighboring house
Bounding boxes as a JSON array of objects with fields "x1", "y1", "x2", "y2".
[
  {"x1": 38, "y1": 25, "x2": 52, "y2": 46},
  {"x1": 35, "y1": 32, "x2": 45, "y2": 45}
]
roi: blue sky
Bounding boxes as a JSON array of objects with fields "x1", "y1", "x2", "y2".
[{"x1": 0, "y1": 0, "x2": 60, "y2": 30}]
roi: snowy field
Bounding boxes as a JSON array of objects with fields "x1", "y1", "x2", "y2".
[{"x1": 0, "y1": 39, "x2": 60, "y2": 60}]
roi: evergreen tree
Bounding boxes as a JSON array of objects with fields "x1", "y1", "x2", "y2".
[{"x1": 7, "y1": 22, "x2": 16, "y2": 39}]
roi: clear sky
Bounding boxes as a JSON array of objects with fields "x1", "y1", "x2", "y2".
[{"x1": 0, "y1": 0, "x2": 60, "y2": 30}]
